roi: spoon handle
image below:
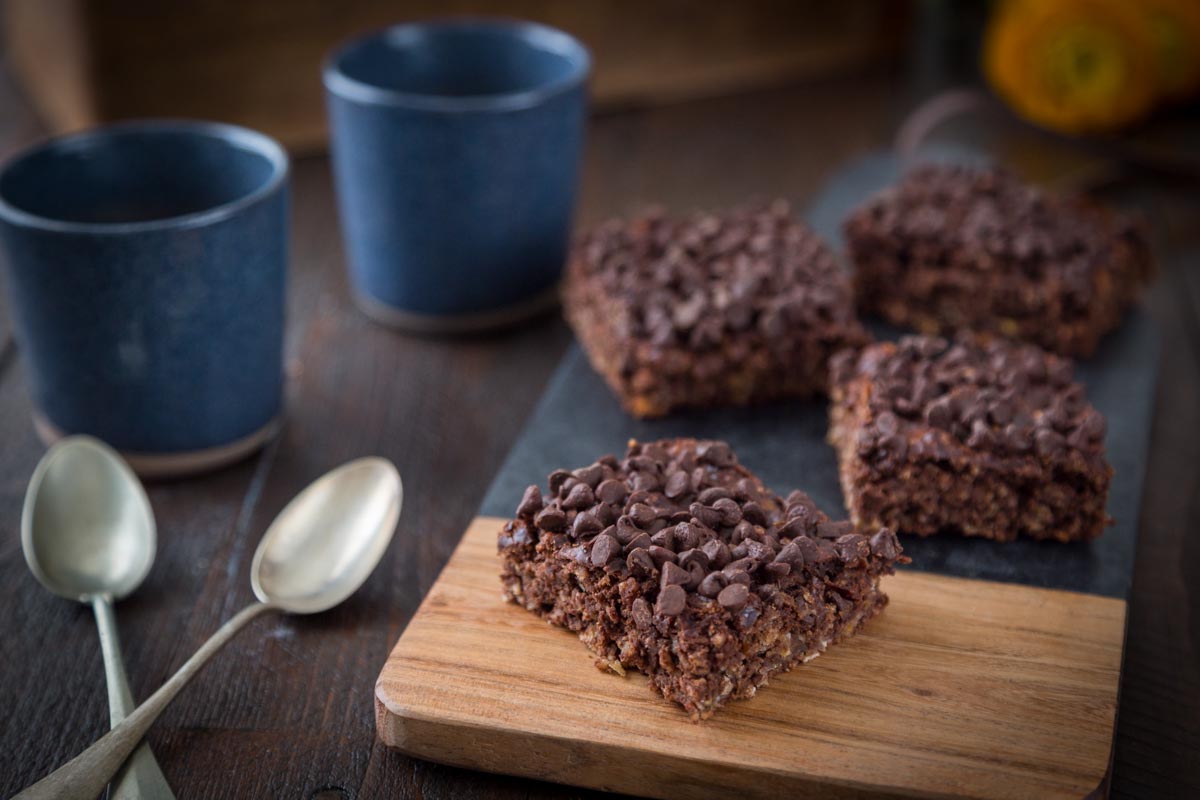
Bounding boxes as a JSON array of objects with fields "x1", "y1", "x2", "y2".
[
  {"x1": 92, "y1": 596, "x2": 177, "y2": 800},
  {"x1": 16, "y1": 601, "x2": 274, "y2": 800}
]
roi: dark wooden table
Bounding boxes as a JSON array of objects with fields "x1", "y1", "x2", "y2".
[{"x1": 0, "y1": 62, "x2": 1197, "y2": 799}]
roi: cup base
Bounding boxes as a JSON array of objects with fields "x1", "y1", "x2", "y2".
[
  {"x1": 32, "y1": 411, "x2": 282, "y2": 479},
  {"x1": 353, "y1": 284, "x2": 560, "y2": 334}
]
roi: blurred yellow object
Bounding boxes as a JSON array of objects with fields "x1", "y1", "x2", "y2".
[
  {"x1": 983, "y1": 0, "x2": 1168, "y2": 135},
  {"x1": 1143, "y1": 0, "x2": 1200, "y2": 100}
]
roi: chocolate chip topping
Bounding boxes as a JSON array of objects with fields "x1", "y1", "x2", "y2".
[
  {"x1": 848, "y1": 163, "x2": 1149, "y2": 306},
  {"x1": 510, "y1": 438, "x2": 904, "y2": 622},
  {"x1": 656, "y1": 584, "x2": 687, "y2": 616},
  {"x1": 572, "y1": 201, "x2": 862, "y2": 348},
  {"x1": 838, "y1": 333, "x2": 1107, "y2": 466}
]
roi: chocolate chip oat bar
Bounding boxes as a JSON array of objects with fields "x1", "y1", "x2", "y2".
[
  {"x1": 829, "y1": 334, "x2": 1112, "y2": 542},
  {"x1": 564, "y1": 202, "x2": 869, "y2": 418},
  {"x1": 844, "y1": 164, "x2": 1154, "y2": 358},
  {"x1": 498, "y1": 438, "x2": 905, "y2": 720}
]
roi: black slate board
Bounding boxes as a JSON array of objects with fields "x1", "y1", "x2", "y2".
[{"x1": 480, "y1": 152, "x2": 1159, "y2": 599}]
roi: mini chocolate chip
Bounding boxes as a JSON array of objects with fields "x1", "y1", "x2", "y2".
[
  {"x1": 730, "y1": 520, "x2": 755, "y2": 544},
  {"x1": 730, "y1": 542, "x2": 748, "y2": 560},
  {"x1": 649, "y1": 527, "x2": 675, "y2": 550},
  {"x1": 697, "y1": 486, "x2": 731, "y2": 504},
  {"x1": 723, "y1": 556, "x2": 756, "y2": 575},
  {"x1": 648, "y1": 545, "x2": 678, "y2": 566},
  {"x1": 595, "y1": 478, "x2": 627, "y2": 505},
  {"x1": 698, "y1": 572, "x2": 725, "y2": 598},
  {"x1": 740, "y1": 501, "x2": 767, "y2": 526},
  {"x1": 685, "y1": 560, "x2": 706, "y2": 589},
  {"x1": 776, "y1": 515, "x2": 811, "y2": 540},
  {"x1": 663, "y1": 471, "x2": 690, "y2": 499},
  {"x1": 629, "y1": 472, "x2": 661, "y2": 493},
  {"x1": 689, "y1": 503, "x2": 722, "y2": 529},
  {"x1": 660, "y1": 561, "x2": 689, "y2": 588},
  {"x1": 626, "y1": 455, "x2": 659, "y2": 474},
  {"x1": 674, "y1": 521, "x2": 700, "y2": 550},
  {"x1": 793, "y1": 535, "x2": 822, "y2": 563},
  {"x1": 762, "y1": 562, "x2": 791, "y2": 581},
  {"x1": 775, "y1": 541, "x2": 804, "y2": 567},
  {"x1": 718, "y1": 583, "x2": 750, "y2": 610},
  {"x1": 988, "y1": 398, "x2": 1014, "y2": 426},
  {"x1": 1003, "y1": 421, "x2": 1034, "y2": 453},
  {"x1": 572, "y1": 464, "x2": 605, "y2": 488},
  {"x1": 869, "y1": 528, "x2": 900, "y2": 560},
  {"x1": 744, "y1": 539, "x2": 774, "y2": 562},
  {"x1": 813, "y1": 539, "x2": 838, "y2": 563},
  {"x1": 716, "y1": 565, "x2": 746, "y2": 586},
  {"x1": 817, "y1": 520, "x2": 853, "y2": 539},
  {"x1": 656, "y1": 584, "x2": 686, "y2": 616},
  {"x1": 596, "y1": 503, "x2": 618, "y2": 527},
  {"x1": 547, "y1": 469, "x2": 572, "y2": 494},
  {"x1": 534, "y1": 507, "x2": 567, "y2": 532},
  {"x1": 624, "y1": 531, "x2": 652, "y2": 553},
  {"x1": 925, "y1": 396, "x2": 954, "y2": 430},
  {"x1": 573, "y1": 511, "x2": 603, "y2": 537},
  {"x1": 712, "y1": 497, "x2": 743, "y2": 526},
  {"x1": 678, "y1": 548, "x2": 710, "y2": 571},
  {"x1": 697, "y1": 441, "x2": 735, "y2": 466},
  {"x1": 734, "y1": 477, "x2": 758, "y2": 500},
  {"x1": 590, "y1": 533, "x2": 620, "y2": 567},
  {"x1": 627, "y1": 547, "x2": 656, "y2": 576},
  {"x1": 1035, "y1": 428, "x2": 1066, "y2": 458},
  {"x1": 834, "y1": 533, "x2": 869, "y2": 564},
  {"x1": 562, "y1": 483, "x2": 595, "y2": 510},
  {"x1": 516, "y1": 485, "x2": 543, "y2": 519},
  {"x1": 629, "y1": 502, "x2": 658, "y2": 527},
  {"x1": 701, "y1": 538, "x2": 732, "y2": 568},
  {"x1": 966, "y1": 418, "x2": 995, "y2": 449}
]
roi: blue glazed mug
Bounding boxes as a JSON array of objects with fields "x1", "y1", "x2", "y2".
[
  {"x1": 0, "y1": 120, "x2": 289, "y2": 477},
  {"x1": 323, "y1": 18, "x2": 590, "y2": 332}
]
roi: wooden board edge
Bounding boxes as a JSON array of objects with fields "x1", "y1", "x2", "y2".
[
  {"x1": 374, "y1": 515, "x2": 1126, "y2": 800},
  {"x1": 374, "y1": 683, "x2": 924, "y2": 800}
]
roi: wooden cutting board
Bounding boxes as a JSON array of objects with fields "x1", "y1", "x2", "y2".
[
  {"x1": 376, "y1": 517, "x2": 1124, "y2": 800},
  {"x1": 375, "y1": 152, "x2": 1153, "y2": 798}
]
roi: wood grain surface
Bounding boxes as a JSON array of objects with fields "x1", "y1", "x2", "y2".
[
  {"x1": 0, "y1": 58, "x2": 1197, "y2": 798},
  {"x1": 377, "y1": 517, "x2": 1125, "y2": 800}
]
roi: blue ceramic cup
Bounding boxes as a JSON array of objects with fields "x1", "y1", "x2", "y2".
[
  {"x1": 0, "y1": 120, "x2": 289, "y2": 477},
  {"x1": 323, "y1": 19, "x2": 590, "y2": 332}
]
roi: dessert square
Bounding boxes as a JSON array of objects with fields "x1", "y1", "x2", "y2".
[
  {"x1": 498, "y1": 437, "x2": 905, "y2": 720},
  {"x1": 843, "y1": 163, "x2": 1154, "y2": 358},
  {"x1": 564, "y1": 202, "x2": 869, "y2": 418},
  {"x1": 829, "y1": 334, "x2": 1113, "y2": 543}
]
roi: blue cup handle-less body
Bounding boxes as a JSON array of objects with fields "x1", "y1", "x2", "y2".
[
  {"x1": 324, "y1": 19, "x2": 590, "y2": 331},
  {"x1": 0, "y1": 120, "x2": 289, "y2": 477}
]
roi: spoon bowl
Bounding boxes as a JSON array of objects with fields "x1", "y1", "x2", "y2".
[
  {"x1": 14, "y1": 455, "x2": 404, "y2": 800},
  {"x1": 251, "y1": 457, "x2": 402, "y2": 613},
  {"x1": 22, "y1": 436, "x2": 155, "y2": 601},
  {"x1": 21, "y1": 435, "x2": 175, "y2": 800}
]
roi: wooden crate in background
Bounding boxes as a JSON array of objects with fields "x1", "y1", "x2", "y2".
[{"x1": 2, "y1": 0, "x2": 908, "y2": 153}]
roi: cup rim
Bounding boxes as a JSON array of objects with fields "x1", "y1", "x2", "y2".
[
  {"x1": 0, "y1": 119, "x2": 290, "y2": 235},
  {"x1": 322, "y1": 17, "x2": 591, "y2": 113}
]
